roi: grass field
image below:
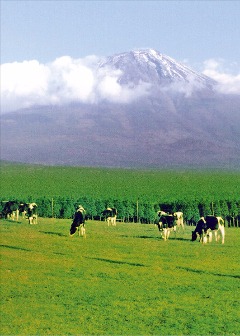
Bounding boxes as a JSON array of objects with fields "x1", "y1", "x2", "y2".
[
  {"x1": 1, "y1": 161, "x2": 240, "y2": 201},
  {"x1": 1, "y1": 218, "x2": 239, "y2": 335}
]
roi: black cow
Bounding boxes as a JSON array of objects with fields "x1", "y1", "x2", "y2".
[
  {"x1": 70, "y1": 206, "x2": 86, "y2": 237},
  {"x1": 2, "y1": 201, "x2": 19, "y2": 221},
  {"x1": 192, "y1": 216, "x2": 225, "y2": 244},
  {"x1": 102, "y1": 208, "x2": 117, "y2": 226},
  {"x1": 157, "y1": 212, "x2": 176, "y2": 240}
]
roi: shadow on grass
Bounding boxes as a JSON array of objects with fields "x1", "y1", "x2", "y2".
[
  {"x1": 0, "y1": 244, "x2": 31, "y2": 252},
  {"x1": 2, "y1": 219, "x2": 22, "y2": 224},
  {"x1": 120, "y1": 235, "x2": 160, "y2": 240},
  {"x1": 173, "y1": 237, "x2": 191, "y2": 241},
  {"x1": 39, "y1": 231, "x2": 66, "y2": 237},
  {"x1": 136, "y1": 235, "x2": 156, "y2": 239},
  {"x1": 177, "y1": 266, "x2": 240, "y2": 279},
  {"x1": 126, "y1": 235, "x2": 190, "y2": 242},
  {"x1": 86, "y1": 256, "x2": 146, "y2": 267}
]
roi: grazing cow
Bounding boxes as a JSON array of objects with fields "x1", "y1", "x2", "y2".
[
  {"x1": 157, "y1": 212, "x2": 176, "y2": 241},
  {"x1": 192, "y1": 216, "x2": 225, "y2": 244},
  {"x1": 70, "y1": 206, "x2": 86, "y2": 237},
  {"x1": 173, "y1": 211, "x2": 184, "y2": 232},
  {"x1": 102, "y1": 208, "x2": 117, "y2": 226},
  {"x1": 2, "y1": 201, "x2": 19, "y2": 221}
]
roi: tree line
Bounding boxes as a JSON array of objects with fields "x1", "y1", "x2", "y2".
[{"x1": 1, "y1": 196, "x2": 239, "y2": 227}]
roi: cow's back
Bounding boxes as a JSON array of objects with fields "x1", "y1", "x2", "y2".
[
  {"x1": 206, "y1": 216, "x2": 219, "y2": 230},
  {"x1": 161, "y1": 215, "x2": 175, "y2": 228}
]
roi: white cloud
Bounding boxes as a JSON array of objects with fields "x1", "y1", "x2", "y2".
[
  {"x1": 1, "y1": 60, "x2": 50, "y2": 111},
  {"x1": 163, "y1": 73, "x2": 206, "y2": 97},
  {"x1": 1, "y1": 55, "x2": 239, "y2": 113},
  {"x1": 1, "y1": 56, "x2": 150, "y2": 113},
  {"x1": 202, "y1": 59, "x2": 240, "y2": 94}
]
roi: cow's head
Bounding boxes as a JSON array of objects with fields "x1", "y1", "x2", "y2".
[{"x1": 192, "y1": 231, "x2": 198, "y2": 241}]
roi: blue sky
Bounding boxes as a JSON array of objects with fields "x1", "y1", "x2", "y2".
[
  {"x1": 1, "y1": 0, "x2": 240, "y2": 65},
  {"x1": 1, "y1": 0, "x2": 240, "y2": 113}
]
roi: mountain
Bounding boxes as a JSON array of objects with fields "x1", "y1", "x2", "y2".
[
  {"x1": 99, "y1": 49, "x2": 215, "y2": 89},
  {"x1": 1, "y1": 49, "x2": 240, "y2": 169}
]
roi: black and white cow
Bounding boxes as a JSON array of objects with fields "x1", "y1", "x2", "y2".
[
  {"x1": 2, "y1": 201, "x2": 38, "y2": 224},
  {"x1": 70, "y1": 206, "x2": 86, "y2": 237},
  {"x1": 192, "y1": 216, "x2": 225, "y2": 244},
  {"x1": 27, "y1": 203, "x2": 38, "y2": 224},
  {"x1": 2, "y1": 201, "x2": 19, "y2": 221},
  {"x1": 102, "y1": 208, "x2": 117, "y2": 226},
  {"x1": 18, "y1": 203, "x2": 28, "y2": 219},
  {"x1": 18, "y1": 202, "x2": 38, "y2": 224},
  {"x1": 156, "y1": 211, "x2": 176, "y2": 241}
]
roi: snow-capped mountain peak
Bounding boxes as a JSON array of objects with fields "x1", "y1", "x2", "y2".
[{"x1": 99, "y1": 48, "x2": 215, "y2": 90}]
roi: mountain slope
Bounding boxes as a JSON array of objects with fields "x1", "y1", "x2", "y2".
[{"x1": 1, "y1": 49, "x2": 240, "y2": 169}]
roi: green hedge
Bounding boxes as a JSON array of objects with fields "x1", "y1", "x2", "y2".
[{"x1": 1, "y1": 196, "x2": 239, "y2": 227}]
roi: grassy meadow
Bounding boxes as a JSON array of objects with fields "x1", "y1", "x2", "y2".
[
  {"x1": 1, "y1": 161, "x2": 240, "y2": 201},
  {"x1": 1, "y1": 217, "x2": 239, "y2": 335}
]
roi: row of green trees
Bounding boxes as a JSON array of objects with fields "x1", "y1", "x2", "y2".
[{"x1": 1, "y1": 196, "x2": 239, "y2": 227}]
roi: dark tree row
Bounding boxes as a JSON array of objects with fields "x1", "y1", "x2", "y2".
[{"x1": 1, "y1": 196, "x2": 239, "y2": 227}]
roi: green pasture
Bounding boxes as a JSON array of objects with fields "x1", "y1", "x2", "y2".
[
  {"x1": 1, "y1": 218, "x2": 239, "y2": 335},
  {"x1": 1, "y1": 161, "x2": 240, "y2": 202}
]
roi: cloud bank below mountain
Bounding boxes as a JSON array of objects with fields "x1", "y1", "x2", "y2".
[
  {"x1": 1, "y1": 54, "x2": 239, "y2": 113},
  {"x1": 1, "y1": 55, "x2": 151, "y2": 113}
]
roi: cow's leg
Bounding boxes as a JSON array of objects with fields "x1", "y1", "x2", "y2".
[
  {"x1": 208, "y1": 231, "x2": 213, "y2": 243},
  {"x1": 107, "y1": 217, "x2": 110, "y2": 226},
  {"x1": 29, "y1": 216, "x2": 33, "y2": 224},
  {"x1": 162, "y1": 228, "x2": 167, "y2": 241},
  {"x1": 167, "y1": 229, "x2": 171, "y2": 240},
  {"x1": 113, "y1": 216, "x2": 116, "y2": 226},
  {"x1": 213, "y1": 230, "x2": 218, "y2": 242},
  {"x1": 80, "y1": 225, "x2": 86, "y2": 238},
  {"x1": 200, "y1": 230, "x2": 207, "y2": 243},
  {"x1": 33, "y1": 215, "x2": 38, "y2": 224},
  {"x1": 158, "y1": 222, "x2": 163, "y2": 231},
  {"x1": 219, "y1": 225, "x2": 225, "y2": 244},
  {"x1": 173, "y1": 226, "x2": 177, "y2": 238}
]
